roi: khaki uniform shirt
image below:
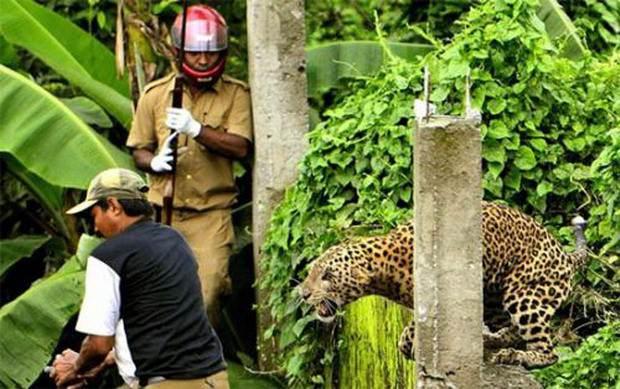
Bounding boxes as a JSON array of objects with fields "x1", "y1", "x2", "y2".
[{"x1": 127, "y1": 73, "x2": 252, "y2": 211}]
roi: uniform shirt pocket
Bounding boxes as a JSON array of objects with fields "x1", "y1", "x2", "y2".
[{"x1": 203, "y1": 112, "x2": 224, "y2": 131}]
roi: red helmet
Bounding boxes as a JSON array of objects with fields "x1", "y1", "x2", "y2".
[{"x1": 171, "y1": 5, "x2": 228, "y2": 84}]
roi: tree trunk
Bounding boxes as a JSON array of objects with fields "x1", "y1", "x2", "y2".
[
  {"x1": 246, "y1": 0, "x2": 309, "y2": 370},
  {"x1": 338, "y1": 298, "x2": 416, "y2": 388}
]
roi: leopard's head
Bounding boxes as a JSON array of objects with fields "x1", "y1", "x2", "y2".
[{"x1": 299, "y1": 243, "x2": 373, "y2": 323}]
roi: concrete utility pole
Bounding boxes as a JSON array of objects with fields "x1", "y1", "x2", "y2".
[
  {"x1": 412, "y1": 71, "x2": 483, "y2": 388},
  {"x1": 247, "y1": 0, "x2": 309, "y2": 370}
]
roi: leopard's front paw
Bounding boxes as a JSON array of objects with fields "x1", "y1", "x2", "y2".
[
  {"x1": 492, "y1": 348, "x2": 558, "y2": 369},
  {"x1": 398, "y1": 329, "x2": 415, "y2": 359},
  {"x1": 491, "y1": 348, "x2": 519, "y2": 365}
]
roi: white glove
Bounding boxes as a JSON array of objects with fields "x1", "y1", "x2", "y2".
[
  {"x1": 150, "y1": 132, "x2": 179, "y2": 173},
  {"x1": 165, "y1": 107, "x2": 202, "y2": 138}
]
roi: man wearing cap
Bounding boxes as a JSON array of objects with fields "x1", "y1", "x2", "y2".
[
  {"x1": 126, "y1": 4, "x2": 252, "y2": 330},
  {"x1": 50, "y1": 168, "x2": 229, "y2": 388}
]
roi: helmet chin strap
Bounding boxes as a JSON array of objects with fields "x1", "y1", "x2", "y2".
[
  {"x1": 185, "y1": 73, "x2": 215, "y2": 89},
  {"x1": 180, "y1": 52, "x2": 227, "y2": 86}
]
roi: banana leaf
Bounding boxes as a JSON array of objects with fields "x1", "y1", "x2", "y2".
[
  {"x1": 0, "y1": 35, "x2": 17, "y2": 67},
  {"x1": 61, "y1": 97, "x2": 113, "y2": 129},
  {"x1": 2, "y1": 154, "x2": 71, "y2": 241},
  {"x1": 306, "y1": 41, "x2": 433, "y2": 99},
  {"x1": 0, "y1": 235, "x2": 50, "y2": 278},
  {"x1": 538, "y1": 0, "x2": 587, "y2": 59},
  {"x1": 0, "y1": 0, "x2": 132, "y2": 125},
  {"x1": 0, "y1": 65, "x2": 133, "y2": 190},
  {"x1": 0, "y1": 234, "x2": 101, "y2": 389}
]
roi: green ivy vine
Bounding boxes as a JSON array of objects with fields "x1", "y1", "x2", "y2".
[{"x1": 534, "y1": 321, "x2": 620, "y2": 388}]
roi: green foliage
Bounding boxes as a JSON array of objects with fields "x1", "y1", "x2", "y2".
[
  {"x1": 305, "y1": 0, "x2": 472, "y2": 45},
  {"x1": 563, "y1": 0, "x2": 620, "y2": 55},
  {"x1": 425, "y1": 0, "x2": 618, "y2": 220},
  {"x1": 60, "y1": 96, "x2": 113, "y2": 128},
  {"x1": 0, "y1": 65, "x2": 133, "y2": 189},
  {"x1": 589, "y1": 53, "x2": 620, "y2": 255},
  {"x1": 538, "y1": 0, "x2": 587, "y2": 58},
  {"x1": 0, "y1": 235, "x2": 50, "y2": 277},
  {"x1": 306, "y1": 0, "x2": 412, "y2": 44},
  {"x1": 0, "y1": 0, "x2": 132, "y2": 125},
  {"x1": 2, "y1": 154, "x2": 71, "y2": 243},
  {"x1": 0, "y1": 235, "x2": 101, "y2": 389},
  {"x1": 260, "y1": 0, "x2": 619, "y2": 386},
  {"x1": 306, "y1": 41, "x2": 433, "y2": 99},
  {"x1": 36, "y1": 0, "x2": 119, "y2": 47},
  {"x1": 534, "y1": 321, "x2": 620, "y2": 388}
]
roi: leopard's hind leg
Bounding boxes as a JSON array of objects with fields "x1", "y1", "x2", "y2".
[
  {"x1": 484, "y1": 325, "x2": 521, "y2": 349},
  {"x1": 492, "y1": 284, "x2": 560, "y2": 368}
]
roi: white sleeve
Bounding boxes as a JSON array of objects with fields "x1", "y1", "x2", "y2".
[{"x1": 75, "y1": 256, "x2": 121, "y2": 336}]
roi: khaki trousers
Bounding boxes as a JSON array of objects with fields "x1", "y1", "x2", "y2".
[
  {"x1": 171, "y1": 208, "x2": 234, "y2": 329},
  {"x1": 144, "y1": 370, "x2": 229, "y2": 389},
  {"x1": 117, "y1": 370, "x2": 229, "y2": 389}
]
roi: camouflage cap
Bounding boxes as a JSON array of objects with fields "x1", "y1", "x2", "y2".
[{"x1": 66, "y1": 168, "x2": 149, "y2": 215}]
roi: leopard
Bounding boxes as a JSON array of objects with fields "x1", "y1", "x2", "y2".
[{"x1": 299, "y1": 201, "x2": 588, "y2": 369}]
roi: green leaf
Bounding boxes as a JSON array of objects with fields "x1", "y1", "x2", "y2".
[
  {"x1": 529, "y1": 138, "x2": 548, "y2": 152},
  {"x1": 96, "y1": 11, "x2": 106, "y2": 30},
  {"x1": 487, "y1": 120, "x2": 511, "y2": 139},
  {"x1": 487, "y1": 162, "x2": 504, "y2": 179},
  {"x1": 483, "y1": 172, "x2": 503, "y2": 197},
  {"x1": 504, "y1": 167, "x2": 522, "y2": 191},
  {"x1": 292, "y1": 315, "x2": 316, "y2": 337},
  {"x1": 514, "y1": 146, "x2": 537, "y2": 170},
  {"x1": 306, "y1": 41, "x2": 433, "y2": 98},
  {"x1": 0, "y1": 35, "x2": 17, "y2": 67},
  {"x1": 0, "y1": 235, "x2": 50, "y2": 277},
  {"x1": 279, "y1": 323, "x2": 297, "y2": 350},
  {"x1": 0, "y1": 65, "x2": 133, "y2": 189},
  {"x1": 482, "y1": 142, "x2": 507, "y2": 164},
  {"x1": 444, "y1": 59, "x2": 470, "y2": 78},
  {"x1": 60, "y1": 97, "x2": 113, "y2": 128},
  {"x1": 286, "y1": 353, "x2": 305, "y2": 376},
  {"x1": 430, "y1": 86, "x2": 450, "y2": 102},
  {"x1": 487, "y1": 98, "x2": 507, "y2": 115},
  {"x1": 0, "y1": 0, "x2": 132, "y2": 125},
  {"x1": 0, "y1": 235, "x2": 101, "y2": 389},
  {"x1": 2, "y1": 154, "x2": 70, "y2": 241},
  {"x1": 563, "y1": 137, "x2": 587, "y2": 152},
  {"x1": 536, "y1": 0, "x2": 587, "y2": 59},
  {"x1": 536, "y1": 180, "x2": 554, "y2": 196}
]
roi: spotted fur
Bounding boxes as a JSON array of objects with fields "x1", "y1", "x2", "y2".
[{"x1": 299, "y1": 202, "x2": 588, "y2": 368}]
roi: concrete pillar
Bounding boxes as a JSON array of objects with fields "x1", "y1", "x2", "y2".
[
  {"x1": 246, "y1": 0, "x2": 309, "y2": 369},
  {"x1": 413, "y1": 116, "x2": 483, "y2": 388}
]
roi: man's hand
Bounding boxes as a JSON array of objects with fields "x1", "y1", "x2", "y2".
[
  {"x1": 166, "y1": 107, "x2": 202, "y2": 138},
  {"x1": 50, "y1": 349, "x2": 84, "y2": 388},
  {"x1": 48, "y1": 348, "x2": 114, "y2": 388},
  {"x1": 150, "y1": 132, "x2": 179, "y2": 173}
]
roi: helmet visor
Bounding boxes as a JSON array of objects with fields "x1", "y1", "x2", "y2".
[{"x1": 173, "y1": 20, "x2": 228, "y2": 52}]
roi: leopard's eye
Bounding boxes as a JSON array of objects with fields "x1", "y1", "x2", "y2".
[{"x1": 321, "y1": 271, "x2": 332, "y2": 281}]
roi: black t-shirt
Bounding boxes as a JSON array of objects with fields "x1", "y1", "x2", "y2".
[{"x1": 76, "y1": 220, "x2": 225, "y2": 384}]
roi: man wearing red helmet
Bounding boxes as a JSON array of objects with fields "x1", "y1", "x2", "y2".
[{"x1": 126, "y1": 4, "x2": 252, "y2": 333}]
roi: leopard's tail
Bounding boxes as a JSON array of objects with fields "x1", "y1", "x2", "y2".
[{"x1": 570, "y1": 215, "x2": 588, "y2": 268}]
